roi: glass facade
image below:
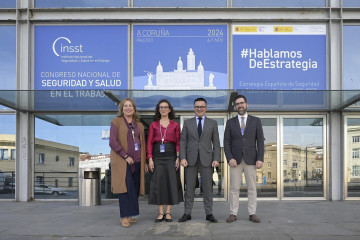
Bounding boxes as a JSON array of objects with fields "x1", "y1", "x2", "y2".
[
  {"x1": 343, "y1": 0, "x2": 360, "y2": 7},
  {"x1": 347, "y1": 118, "x2": 360, "y2": 198},
  {"x1": 344, "y1": 26, "x2": 360, "y2": 90},
  {"x1": 35, "y1": 0, "x2": 128, "y2": 8},
  {"x1": 34, "y1": 116, "x2": 112, "y2": 199},
  {"x1": 0, "y1": 1, "x2": 16, "y2": 8},
  {"x1": 0, "y1": 26, "x2": 16, "y2": 110},
  {"x1": 232, "y1": 0, "x2": 325, "y2": 7},
  {"x1": 0, "y1": 115, "x2": 16, "y2": 199},
  {"x1": 134, "y1": 0, "x2": 226, "y2": 7},
  {"x1": 283, "y1": 118, "x2": 324, "y2": 197},
  {"x1": 1, "y1": 0, "x2": 359, "y2": 202}
]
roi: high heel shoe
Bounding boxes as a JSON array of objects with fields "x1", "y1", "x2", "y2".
[{"x1": 155, "y1": 213, "x2": 164, "y2": 223}]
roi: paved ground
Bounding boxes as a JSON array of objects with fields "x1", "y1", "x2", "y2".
[{"x1": 0, "y1": 200, "x2": 360, "y2": 240}]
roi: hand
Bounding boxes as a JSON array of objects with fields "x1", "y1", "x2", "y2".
[
  {"x1": 256, "y1": 160, "x2": 263, "y2": 169},
  {"x1": 180, "y1": 159, "x2": 188, "y2": 167},
  {"x1": 148, "y1": 159, "x2": 154, "y2": 172},
  {"x1": 175, "y1": 158, "x2": 179, "y2": 170},
  {"x1": 126, "y1": 156, "x2": 134, "y2": 165},
  {"x1": 229, "y1": 159, "x2": 237, "y2": 167},
  {"x1": 145, "y1": 164, "x2": 149, "y2": 173},
  {"x1": 212, "y1": 161, "x2": 219, "y2": 168}
]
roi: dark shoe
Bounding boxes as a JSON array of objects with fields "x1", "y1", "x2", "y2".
[
  {"x1": 206, "y1": 214, "x2": 218, "y2": 223},
  {"x1": 249, "y1": 214, "x2": 260, "y2": 223},
  {"x1": 165, "y1": 213, "x2": 172, "y2": 222},
  {"x1": 226, "y1": 214, "x2": 237, "y2": 223},
  {"x1": 178, "y1": 214, "x2": 191, "y2": 222},
  {"x1": 155, "y1": 213, "x2": 164, "y2": 223}
]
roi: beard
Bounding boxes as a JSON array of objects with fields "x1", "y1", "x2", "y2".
[{"x1": 237, "y1": 108, "x2": 247, "y2": 115}]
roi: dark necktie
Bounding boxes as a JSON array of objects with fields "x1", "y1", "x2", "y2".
[{"x1": 198, "y1": 117, "x2": 202, "y2": 137}]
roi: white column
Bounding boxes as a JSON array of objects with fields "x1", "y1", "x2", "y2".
[
  {"x1": 328, "y1": 18, "x2": 343, "y2": 200},
  {"x1": 15, "y1": 0, "x2": 34, "y2": 202}
]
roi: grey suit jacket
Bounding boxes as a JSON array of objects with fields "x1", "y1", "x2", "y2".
[
  {"x1": 224, "y1": 115, "x2": 265, "y2": 165},
  {"x1": 180, "y1": 116, "x2": 221, "y2": 167}
]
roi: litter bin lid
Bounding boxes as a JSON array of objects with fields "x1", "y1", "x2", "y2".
[{"x1": 78, "y1": 167, "x2": 101, "y2": 177}]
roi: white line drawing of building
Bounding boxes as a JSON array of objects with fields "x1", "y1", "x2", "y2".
[{"x1": 144, "y1": 48, "x2": 216, "y2": 90}]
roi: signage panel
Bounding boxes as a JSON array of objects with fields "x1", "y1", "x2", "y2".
[
  {"x1": 233, "y1": 25, "x2": 326, "y2": 90},
  {"x1": 133, "y1": 25, "x2": 228, "y2": 90}
]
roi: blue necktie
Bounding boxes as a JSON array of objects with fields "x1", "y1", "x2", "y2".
[{"x1": 198, "y1": 117, "x2": 202, "y2": 137}]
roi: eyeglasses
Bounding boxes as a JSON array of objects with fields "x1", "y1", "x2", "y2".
[
  {"x1": 235, "y1": 102, "x2": 246, "y2": 106},
  {"x1": 194, "y1": 106, "x2": 206, "y2": 110},
  {"x1": 159, "y1": 106, "x2": 169, "y2": 109}
]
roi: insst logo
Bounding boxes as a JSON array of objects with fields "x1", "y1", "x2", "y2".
[{"x1": 52, "y1": 37, "x2": 84, "y2": 56}]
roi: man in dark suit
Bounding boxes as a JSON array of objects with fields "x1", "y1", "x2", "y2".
[
  {"x1": 178, "y1": 98, "x2": 220, "y2": 223},
  {"x1": 224, "y1": 94, "x2": 264, "y2": 223}
]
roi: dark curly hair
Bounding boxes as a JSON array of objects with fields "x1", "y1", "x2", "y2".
[{"x1": 154, "y1": 99, "x2": 175, "y2": 121}]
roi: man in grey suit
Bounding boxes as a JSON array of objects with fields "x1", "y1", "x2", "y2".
[
  {"x1": 178, "y1": 98, "x2": 220, "y2": 223},
  {"x1": 224, "y1": 94, "x2": 264, "y2": 223}
]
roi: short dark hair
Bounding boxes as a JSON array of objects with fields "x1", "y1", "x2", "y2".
[
  {"x1": 234, "y1": 95, "x2": 247, "y2": 103},
  {"x1": 194, "y1": 97, "x2": 207, "y2": 105},
  {"x1": 154, "y1": 99, "x2": 175, "y2": 121}
]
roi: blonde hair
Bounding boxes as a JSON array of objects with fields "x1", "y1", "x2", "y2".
[{"x1": 117, "y1": 98, "x2": 140, "y2": 122}]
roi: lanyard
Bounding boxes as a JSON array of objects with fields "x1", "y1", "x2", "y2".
[
  {"x1": 159, "y1": 121, "x2": 168, "y2": 144},
  {"x1": 129, "y1": 122, "x2": 135, "y2": 140}
]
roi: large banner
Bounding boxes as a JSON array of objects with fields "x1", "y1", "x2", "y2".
[
  {"x1": 35, "y1": 25, "x2": 128, "y2": 90},
  {"x1": 133, "y1": 24, "x2": 228, "y2": 90},
  {"x1": 232, "y1": 25, "x2": 326, "y2": 90},
  {"x1": 34, "y1": 25, "x2": 128, "y2": 111}
]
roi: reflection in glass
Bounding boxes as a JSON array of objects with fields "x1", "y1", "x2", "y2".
[
  {"x1": 347, "y1": 118, "x2": 360, "y2": 197},
  {"x1": 240, "y1": 118, "x2": 277, "y2": 198},
  {"x1": 35, "y1": 116, "x2": 112, "y2": 199},
  {"x1": 233, "y1": 0, "x2": 325, "y2": 7},
  {"x1": 283, "y1": 118, "x2": 324, "y2": 197},
  {"x1": 35, "y1": 0, "x2": 127, "y2": 8},
  {"x1": 344, "y1": 26, "x2": 360, "y2": 90},
  {"x1": 134, "y1": 0, "x2": 226, "y2": 7},
  {"x1": 0, "y1": 115, "x2": 16, "y2": 199}
]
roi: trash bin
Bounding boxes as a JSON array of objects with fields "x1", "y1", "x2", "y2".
[{"x1": 78, "y1": 167, "x2": 101, "y2": 206}]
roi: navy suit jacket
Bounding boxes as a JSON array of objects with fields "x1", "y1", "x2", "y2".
[{"x1": 224, "y1": 114, "x2": 265, "y2": 165}]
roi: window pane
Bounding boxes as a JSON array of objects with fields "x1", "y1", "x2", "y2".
[
  {"x1": 0, "y1": 115, "x2": 16, "y2": 199},
  {"x1": 0, "y1": 1, "x2": 16, "y2": 8},
  {"x1": 35, "y1": 0, "x2": 128, "y2": 8},
  {"x1": 347, "y1": 118, "x2": 360, "y2": 197},
  {"x1": 0, "y1": 26, "x2": 16, "y2": 110},
  {"x1": 283, "y1": 118, "x2": 324, "y2": 197},
  {"x1": 35, "y1": 115, "x2": 113, "y2": 199},
  {"x1": 344, "y1": 26, "x2": 360, "y2": 90},
  {"x1": 134, "y1": 0, "x2": 226, "y2": 7},
  {"x1": 233, "y1": 0, "x2": 325, "y2": 7},
  {"x1": 343, "y1": 0, "x2": 360, "y2": 7}
]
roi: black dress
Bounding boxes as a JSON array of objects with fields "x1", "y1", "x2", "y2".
[{"x1": 148, "y1": 142, "x2": 183, "y2": 205}]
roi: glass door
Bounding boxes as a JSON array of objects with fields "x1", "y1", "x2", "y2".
[
  {"x1": 281, "y1": 116, "x2": 326, "y2": 199},
  {"x1": 345, "y1": 117, "x2": 360, "y2": 199}
]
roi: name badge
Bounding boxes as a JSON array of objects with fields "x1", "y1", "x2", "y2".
[
  {"x1": 160, "y1": 144, "x2": 165, "y2": 153},
  {"x1": 134, "y1": 143, "x2": 139, "y2": 151}
]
